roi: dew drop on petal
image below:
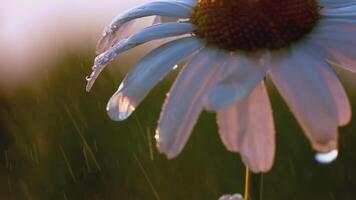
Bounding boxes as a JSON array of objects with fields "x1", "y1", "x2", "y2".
[
  {"x1": 85, "y1": 65, "x2": 102, "y2": 92},
  {"x1": 85, "y1": 75, "x2": 92, "y2": 81},
  {"x1": 154, "y1": 129, "x2": 165, "y2": 153},
  {"x1": 102, "y1": 31, "x2": 108, "y2": 37},
  {"x1": 106, "y1": 92, "x2": 136, "y2": 121},
  {"x1": 154, "y1": 129, "x2": 161, "y2": 143},
  {"x1": 111, "y1": 24, "x2": 118, "y2": 30},
  {"x1": 315, "y1": 149, "x2": 338, "y2": 164}
]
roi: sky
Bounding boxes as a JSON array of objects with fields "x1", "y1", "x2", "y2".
[{"x1": 0, "y1": 0, "x2": 147, "y2": 88}]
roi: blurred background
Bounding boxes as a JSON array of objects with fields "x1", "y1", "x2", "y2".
[{"x1": 1, "y1": 1, "x2": 356, "y2": 199}]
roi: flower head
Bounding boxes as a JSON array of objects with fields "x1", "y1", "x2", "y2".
[{"x1": 86, "y1": 0, "x2": 355, "y2": 173}]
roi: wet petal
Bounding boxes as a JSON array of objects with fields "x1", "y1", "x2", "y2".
[
  {"x1": 86, "y1": 22, "x2": 196, "y2": 91},
  {"x1": 307, "y1": 48, "x2": 352, "y2": 126},
  {"x1": 217, "y1": 83, "x2": 275, "y2": 173},
  {"x1": 204, "y1": 54, "x2": 268, "y2": 111},
  {"x1": 106, "y1": 37, "x2": 204, "y2": 121},
  {"x1": 156, "y1": 48, "x2": 228, "y2": 159},
  {"x1": 269, "y1": 45, "x2": 342, "y2": 152},
  {"x1": 321, "y1": 2, "x2": 356, "y2": 17},
  {"x1": 153, "y1": 16, "x2": 179, "y2": 23},
  {"x1": 319, "y1": 1, "x2": 356, "y2": 9},
  {"x1": 153, "y1": 0, "x2": 198, "y2": 23},
  {"x1": 179, "y1": 0, "x2": 197, "y2": 6},
  {"x1": 307, "y1": 20, "x2": 356, "y2": 73},
  {"x1": 96, "y1": 1, "x2": 193, "y2": 54}
]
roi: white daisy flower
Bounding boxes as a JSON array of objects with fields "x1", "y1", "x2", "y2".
[
  {"x1": 86, "y1": 0, "x2": 355, "y2": 172},
  {"x1": 218, "y1": 193, "x2": 244, "y2": 200}
]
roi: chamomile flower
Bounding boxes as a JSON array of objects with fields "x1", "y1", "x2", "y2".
[
  {"x1": 86, "y1": 0, "x2": 356, "y2": 172},
  {"x1": 218, "y1": 193, "x2": 244, "y2": 200}
]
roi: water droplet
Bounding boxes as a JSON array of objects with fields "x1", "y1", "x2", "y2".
[
  {"x1": 85, "y1": 75, "x2": 92, "y2": 81},
  {"x1": 106, "y1": 92, "x2": 136, "y2": 121},
  {"x1": 102, "y1": 31, "x2": 108, "y2": 37},
  {"x1": 154, "y1": 130, "x2": 160, "y2": 142},
  {"x1": 172, "y1": 65, "x2": 178, "y2": 70},
  {"x1": 110, "y1": 24, "x2": 118, "y2": 31},
  {"x1": 91, "y1": 64, "x2": 98, "y2": 70},
  {"x1": 315, "y1": 149, "x2": 338, "y2": 164}
]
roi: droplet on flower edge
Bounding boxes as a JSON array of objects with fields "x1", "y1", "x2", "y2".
[
  {"x1": 154, "y1": 130, "x2": 162, "y2": 149},
  {"x1": 86, "y1": 65, "x2": 102, "y2": 92},
  {"x1": 154, "y1": 129, "x2": 169, "y2": 156},
  {"x1": 106, "y1": 92, "x2": 136, "y2": 121},
  {"x1": 86, "y1": 50, "x2": 117, "y2": 92},
  {"x1": 315, "y1": 149, "x2": 338, "y2": 164}
]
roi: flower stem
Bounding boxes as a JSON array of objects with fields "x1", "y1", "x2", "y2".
[{"x1": 244, "y1": 167, "x2": 250, "y2": 200}]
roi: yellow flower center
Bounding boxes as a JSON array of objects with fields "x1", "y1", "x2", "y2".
[{"x1": 191, "y1": 0, "x2": 320, "y2": 51}]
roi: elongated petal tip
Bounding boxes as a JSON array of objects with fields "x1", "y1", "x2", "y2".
[
  {"x1": 240, "y1": 153, "x2": 273, "y2": 173},
  {"x1": 106, "y1": 92, "x2": 136, "y2": 121},
  {"x1": 311, "y1": 136, "x2": 338, "y2": 154},
  {"x1": 154, "y1": 129, "x2": 178, "y2": 159},
  {"x1": 85, "y1": 68, "x2": 102, "y2": 92},
  {"x1": 86, "y1": 50, "x2": 117, "y2": 91},
  {"x1": 315, "y1": 149, "x2": 338, "y2": 164}
]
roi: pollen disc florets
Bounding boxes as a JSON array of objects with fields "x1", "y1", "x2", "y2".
[{"x1": 191, "y1": 0, "x2": 320, "y2": 51}]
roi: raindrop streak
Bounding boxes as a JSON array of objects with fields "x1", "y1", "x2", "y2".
[
  {"x1": 107, "y1": 93, "x2": 136, "y2": 121},
  {"x1": 133, "y1": 153, "x2": 161, "y2": 200},
  {"x1": 59, "y1": 144, "x2": 78, "y2": 184},
  {"x1": 315, "y1": 149, "x2": 338, "y2": 164}
]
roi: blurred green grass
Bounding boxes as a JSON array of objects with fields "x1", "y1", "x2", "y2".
[{"x1": 0, "y1": 51, "x2": 356, "y2": 200}]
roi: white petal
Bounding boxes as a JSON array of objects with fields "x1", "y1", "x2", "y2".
[
  {"x1": 321, "y1": 2, "x2": 356, "y2": 17},
  {"x1": 153, "y1": 16, "x2": 179, "y2": 23},
  {"x1": 317, "y1": 41, "x2": 356, "y2": 73},
  {"x1": 156, "y1": 48, "x2": 228, "y2": 159},
  {"x1": 307, "y1": 26, "x2": 356, "y2": 73},
  {"x1": 269, "y1": 45, "x2": 343, "y2": 152},
  {"x1": 86, "y1": 22, "x2": 196, "y2": 91},
  {"x1": 318, "y1": 1, "x2": 356, "y2": 9},
  {"x1": 96, "y1": 1, "x2": 193, "y2": 54},
  {"x1": 294, "y1": 45, "x2": 351, "y2": 125},
  {"x1": 152, "y1": 0, "x2": 197, "y2": 23},
  {"x1": 217, "y1": 83, "x2": 275, "y2": 173},
  {"x1": 204, "y1": 54, "x2": 268, "y2": 111},
  {"x1": 178, "y1": 0, "x2": 197, "y2": 6},
  {"x1": 106, "y1": 37, "x2": 204, "y2": 121},
  {"x1": 316, "y1": 64, "x2": 352, "y2": 126}
]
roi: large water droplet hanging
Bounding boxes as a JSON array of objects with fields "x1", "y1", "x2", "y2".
[
  {"x1": 106, "y1": 92, "x2": 136, "y2": 121},
  {"x1": 315, "y1": 149, "x2": 338, "y2": 164}
]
